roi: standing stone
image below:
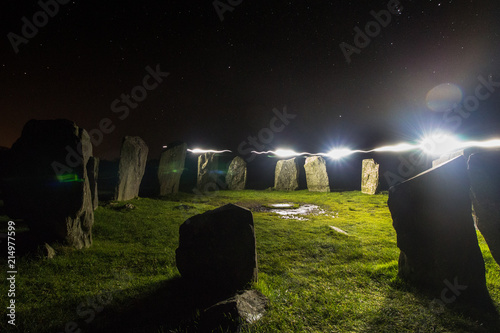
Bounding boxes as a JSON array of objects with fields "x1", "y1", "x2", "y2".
[
  {"x1": 361, "y1": 159, "x2": 379, "y2": 195},
  {"x1": 304, "y1": 156, "x2": 330, "y2": 192},
  {"x1": 274, "y1": 158, "x2": 299, "y2": 191},
  {"x1": 388, "y1": 156, "x2": 493, "y2": 309},
  {"x1": 115, "y1": 136, "x2": 148, "y2": 201},
  {"x1": 197, "y1": 152, "x2": 219, "y2": 192},
  {"x1": 158, "y1": 142, "x2": 187, "y2": 195},
  {"x1": 226, "y1": 156, "x2": 247, "y2": 190},
  {"x1": 87, "y1": 156, "x2": 99, "y2": 210},
  {"x1": 176, "y1": 204, "x2": 258, "y2": 293},
  {"x1": 0, "y1": 119, "x2": 94, "y2": 249},
  {"x1": 468, "y1": 150, "x2": 500, "y2": 267}
]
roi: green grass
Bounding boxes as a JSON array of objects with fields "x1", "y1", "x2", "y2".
[{"x1": 1, "y1": 190, "x2": 499, "y2": 332}]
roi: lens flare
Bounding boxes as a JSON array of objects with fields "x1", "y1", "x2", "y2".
[
  {"x1": 426, "y1": 83, "x2": 463, "y2": 112},
  {"x1": 419, "y1": 133, "x2": 462, "y2": 156},
  {"x1": 187, "y1": 148, "x2": 232, "y2": 154},
  {"x1": 324, "y1": 148, "x2": 355, "y2": 160}
]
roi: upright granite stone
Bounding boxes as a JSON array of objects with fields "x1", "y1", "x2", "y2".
[
  {"x1": 87, "y1": 156, "x2": 99, "y2": 210},
  {"x1": 361, "y1": 159, "x2": 379, "y2": 195},
  {"x1": 304, "y1": 156, "x2": 329, "y2": 192},
  {"x1": 0, "y1": 119, "x2": 94, "y2": 249},
  {"x1": 388, "y1": 156, "x2": 493, "y2": 309},
  {"x1": 115, "y1": 136, "x2": 148, "y2": 201},
  {"x1": 274, "y1": 158, "x2": 299, "y2": 191},
  {"x1": 226, "y1": 156, "x2": 247, "y2": 190},
  {"x1": 197, "y1": 152, "x2": 219, "y2": 192},
  {"x1": 176, "y1": 204, "x2": 258, "y2": 293},
  {"x1": 468, "y1": 150, "x2": 500, "y2": 267},
  {"x1": 158, "y1": 142, "x2": 187, "y2": 195}
]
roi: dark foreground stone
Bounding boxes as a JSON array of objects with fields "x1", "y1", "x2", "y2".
[
  {"x1": 468, "y1": 150, "x2": 500, "y2": 267},
  {"x1": 1, "y1": 119, "x2": 94, "y2": 249},
  {"x1": 176, "y1": 204, "x2": 258, "y2": 294},
  {"x1": 388, "y1": 156, "x2": 494, "y2": 310}
]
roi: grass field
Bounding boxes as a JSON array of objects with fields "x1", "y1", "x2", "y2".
[{"x1": 1, "y1": 190, "x2": 499, "y2": 332}]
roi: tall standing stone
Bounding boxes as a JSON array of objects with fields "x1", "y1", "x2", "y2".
[
  {"x1": 304, "y1": 156, "x2": 330, "y2": 192},
  {"x1": 87, "y1": 156, "x2": 99, "y2": 210},
  {"x1": 361, "y1": 159, "x2": 379, "y2": 195},
  {"x1": 0, "y1": 119, "x2": 94, "y2": 249},
  {"x1": 115, "y1": 136, "x2": 149, "y2": 201},
  {"x1": 226, "y1": 156, "x2": 247, "y2": 190},
  {"x1": 158, "y1": 142, "x2": 187, "y2": 195},
  {"x1": 274, "y1": 158, "x2": 299, "y2": 191},
  {"x1": 197, "y1": 152, "x2": 219, "y2": 192},
  {"x1": 388, "y1": 156, "x2": 493, "y2": 309},
  {"x1": 468, "y1": 150, "x2": 500, "y2": 267}
]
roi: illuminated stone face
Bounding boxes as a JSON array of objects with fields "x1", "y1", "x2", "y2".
[
  {"x1": 361, "y1": 159, "x2": 379, "y2": 195},
  {"x1": 304, "y1": 156, "x2": 330, "y2": 192},
  {"x1": 274, "y1": 157, "x2": 300, "y2": 191},
  {"x1": 226, "y1": 156, "x2": 247, "y2": 191}
]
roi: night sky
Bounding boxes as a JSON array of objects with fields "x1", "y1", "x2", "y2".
[{"x1": 1, "y1": 0, "x2": 499, "y2": 160}]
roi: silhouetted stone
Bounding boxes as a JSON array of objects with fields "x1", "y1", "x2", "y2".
[
  {"x1": 304, "y1": 156, "x2": 330, "y2": 192},
  {"x1": 274, "y1": 158, "x2": 299, "y2": 191},
  {"x1": 0, "y1": 119, "x2": 94, "y2": 249},
  {"x1": 226, "y1": 156, "x2": 247, "y2": 190},
  {"x1": 87, "y1": 156, "x2": 99, "y2": 210},
  {"x1": 201, "y1": 290, "x2": 268, "y2": 332},
  {"x1": 176, "y1": 204, "x2": 258, "y2": 293},
  {"x1": 361, "y1": 158, "x2": 379, "y2": 195},
  {"x1": 158, "y1": 142, "x2": 187, "y2": 195},
  {"x1": 388, "y1": 156, "x2": 493, "y2": 310},
  {"x1": 197, "y1": 152, "x2": 219, "y2": 192},
  {"x1": 115, "y1": 136, "x2": 148, "y2": 201},
  {"x1": 468, "y1": 150, "x2": 500, "y2": 267}
]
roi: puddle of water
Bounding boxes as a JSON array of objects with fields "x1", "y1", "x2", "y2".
[{"x1": 261, "y1": 203, "x2": 337, "y2": 221}]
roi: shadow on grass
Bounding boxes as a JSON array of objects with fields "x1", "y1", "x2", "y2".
[
  {"x1": 360, "y1": 279, "x2": 500, "y2": 333},
  {"x1": 85, "y1": 277, "x2": 236, "y2": 333}
]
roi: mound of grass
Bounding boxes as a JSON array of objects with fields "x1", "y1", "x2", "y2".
[{"x1": 0, "y1": 190, "x2": 499, "y2": 332}]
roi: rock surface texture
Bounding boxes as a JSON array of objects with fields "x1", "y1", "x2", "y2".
[
  {"x1": 274, "y1": 158, "x2": 299, "y2": 191},
  {"x1": 304, "y1": 156, "x2": 330, "y2": 192},
  {"x1": 158, "y1": 142, "x2": 187, "y2": 195},
  {"x1": 197, "y1": 152, "x2": 219, "y2": 192},
  {"x1": 361, "y1": 158, "x2": 379, "y2": 195},
  {"x1": 176, "y1": 204, "x2": 258, "y2": 293},
  {"x1": 1, "y1": 119, "x2": 94, "y2": 249},
  {"x1": 115, "y1": 136, "x2": 148, "y2": 201},
  {"x1": 226, "y1": 156, "x2": 247, "y2": 190},
  {"x1": 468, "y1": 150, "x2": 500, "y2": 267},
  {"x1": 388, "y1": 156, "x2": 493, "y2": 310}
]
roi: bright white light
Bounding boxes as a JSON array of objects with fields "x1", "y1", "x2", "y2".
[
  {"x1": 325, "y1": 148, "x2": 353, "y2": 160},
  {"x1": 419, "y1": 133, "x2": 462, "y2": 156},
  {"x1": 274, "y1": 149, "x2": 301, "y2": 158},
  {"x1": 460, "y1": 139, "x2": 500, "y2": 149},
  {"x1": 371, "y1": 143, "x2": 419, "y2": 152},
  {"x1": 187, "y1": 148, "x2": 232, "y2": 154}
]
